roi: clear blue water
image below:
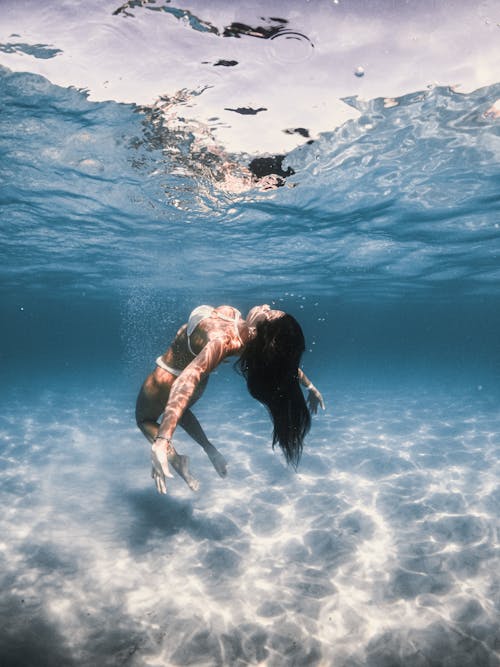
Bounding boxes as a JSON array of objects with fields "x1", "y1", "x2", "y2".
[{"x1": 1, "y1": 2, "x2": 500, "y2": 665}]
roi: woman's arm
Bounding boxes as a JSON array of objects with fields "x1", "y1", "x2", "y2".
[
  {"x1": 298, "y1": 368, "x2": 325, "y2": 414},
  {"x1": 155, "y1": 338, "x2": 227, "y2": 445}
]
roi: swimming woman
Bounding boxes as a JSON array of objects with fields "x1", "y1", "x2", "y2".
[{"x1": 135, "y1": 304, "x2": 325, "y2": 494}]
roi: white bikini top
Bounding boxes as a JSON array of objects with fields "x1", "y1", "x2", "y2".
[{"x1": 186, "y1": 305, "x2": 242, "y2": 356}]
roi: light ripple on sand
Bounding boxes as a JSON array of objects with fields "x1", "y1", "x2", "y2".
[{"x1": 0, "y1": 387, "x2": 499, "y2": 666}]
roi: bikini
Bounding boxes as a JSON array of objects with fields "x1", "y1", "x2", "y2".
[
  {"x1": 155, "y1": 305, "x2": 242, "y2": 376},
  {"x1": 155, "y1": 357, "x2": 183, "y2": 376}
]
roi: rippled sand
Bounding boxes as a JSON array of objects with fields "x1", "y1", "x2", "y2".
[{"x1": 1, "y1": 385, "x2": 499, "y2": 666}]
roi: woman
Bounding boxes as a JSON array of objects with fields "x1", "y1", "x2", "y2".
[{"x1": 136, "y1": 304, "x2": 325, "y2": 494}]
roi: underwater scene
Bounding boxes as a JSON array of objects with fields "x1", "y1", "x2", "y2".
[{"x1": 1, "y1": 1, "x2": 500, "y2": 665}]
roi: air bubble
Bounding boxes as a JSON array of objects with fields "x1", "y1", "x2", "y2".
[{"x1": 267, "y1": 30, "x2": 314, "y2": 64}]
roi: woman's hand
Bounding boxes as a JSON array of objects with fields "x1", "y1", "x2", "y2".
[
  {"x1": 151, "y1": 441, "x2": 174, "y2": 494},
  {"x1": 307, "y1": 385, "x2": 325, "y2": 414}
]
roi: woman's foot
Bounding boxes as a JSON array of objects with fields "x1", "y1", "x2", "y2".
[
  {"x1": 204, "y1": 444, "x2": 228, "y2": 478},
  {"x1": 168, "y1": 451, "x2": 200, "y2": 491}
]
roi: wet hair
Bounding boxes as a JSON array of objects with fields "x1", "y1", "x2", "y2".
[{"x1": 236, "y1": 314, "x2": 311, "y2": 468}]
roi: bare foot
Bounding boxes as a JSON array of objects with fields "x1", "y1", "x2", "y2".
[
  {"x1": 204, "y1": 444, "x2": 228, "y2": 478},
  {"x1": 168, "y1": 452, "x2": 200, "y2": 491}
]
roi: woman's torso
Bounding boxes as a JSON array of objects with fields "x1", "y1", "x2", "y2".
[{"x1": 157, "y1": 305, "x2": 243, "y2": 379}]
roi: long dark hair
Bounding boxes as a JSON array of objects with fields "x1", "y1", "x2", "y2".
[{"x1": 236, "y1": 314, "x2": 311, "y2": 469}]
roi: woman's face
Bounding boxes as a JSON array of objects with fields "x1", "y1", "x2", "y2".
[{"x1": 246, "y1": 304, "x2": 285, "y2": 328}]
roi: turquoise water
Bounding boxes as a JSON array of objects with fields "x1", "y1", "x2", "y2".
[{"x1": 1, "y1": 2, "x2": 500, "y2": 665}]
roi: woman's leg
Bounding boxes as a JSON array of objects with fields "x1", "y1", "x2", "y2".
[
  {"x1": 179, "y1": 409, "x2": 228, "y2": 477},
  {"x1": 135, "y1": 378, "x2": 164, "y2": 442},
  {"x1": 179, "y1": 376, "x2": 228, "y2": 477},
  {"x1": 136, "y1": 377, "x2": 199, "y2": 491}
]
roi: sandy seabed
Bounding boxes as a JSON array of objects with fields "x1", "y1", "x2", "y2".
[{"x1": 1, "y1": 383, "x2": 499, "y2": 666}]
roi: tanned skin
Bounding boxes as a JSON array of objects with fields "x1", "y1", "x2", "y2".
[{"x1": 136, "y1": 305, "x2": 325, "y2": 494}]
